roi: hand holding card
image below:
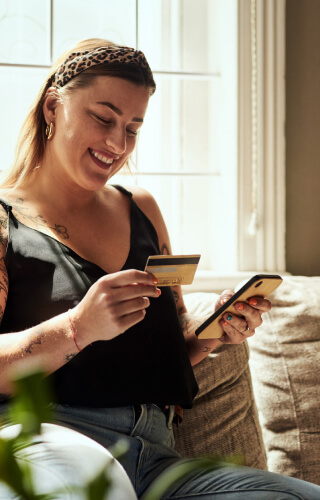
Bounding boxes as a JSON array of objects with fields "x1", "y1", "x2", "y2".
[{"x1": 144, "y1": 254, "x2": 201, "y2": 286}]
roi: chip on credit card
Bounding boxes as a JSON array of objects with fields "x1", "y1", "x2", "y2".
[{"x1": 144, "y1": 255, "x2": 201, "y2": 286}]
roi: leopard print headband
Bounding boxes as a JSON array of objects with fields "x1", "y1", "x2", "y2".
[{"x1": 52, "y1": 46, "x2": 151, "y2": 88}]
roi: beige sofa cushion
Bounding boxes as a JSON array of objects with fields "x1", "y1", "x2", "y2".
[
  {"x1": 248, "y1": 276, "x2": 320, "y2": 485},
  {"x1": 174, "y1": 292, "x2": 267, "y2": 469}
]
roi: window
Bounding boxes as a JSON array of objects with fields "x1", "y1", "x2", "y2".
[{"x1": 0, "y1": 0, "x2": 285, "y2": 291}]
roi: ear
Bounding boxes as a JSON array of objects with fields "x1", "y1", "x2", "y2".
[{"x1": 43, "y1": 87, "x2": 60, "y2": 125}]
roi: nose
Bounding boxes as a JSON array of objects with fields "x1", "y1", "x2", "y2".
[{"x1": 105, "y1": 127, "x2": 126, "y2": 155}]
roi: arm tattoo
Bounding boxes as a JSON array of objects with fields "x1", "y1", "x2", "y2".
[
  {"x1": 0, "y1": 214, "x2": 8, "y2": 250},
  {"x1": 160, "y1": 243, "x2": 170, "y2": 255},
  {"x1": 173, "y1": 290, "x2": 179, "y2": 304},
  {"x1": 0, "y1": 258, "x2": 8, "y2": 297},
  {"x1": 23, "y1": 334, "x2": 43, "y2": 354},
  {"x1": 202, "y1": 346, "x2": 211, "y2": 353},
  {"x1": 180, "y1": 315, "x2": 203, "y2": 335}
]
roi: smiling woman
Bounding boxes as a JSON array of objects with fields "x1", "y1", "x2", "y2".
[
  {"x1": 41, "y1": 76, "x2": 150, "y2": 191},
  {"x1": 0, "y1": 38, "x2": 319, "y2": 499}
]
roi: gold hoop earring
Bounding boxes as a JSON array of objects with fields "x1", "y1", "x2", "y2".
[{"x1": 45, "y1": 122, "x2": 54, "y2": 140}]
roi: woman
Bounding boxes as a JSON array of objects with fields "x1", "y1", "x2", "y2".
[{"x1": 0, "y1": 39, "x2": 319, "y2": 499}]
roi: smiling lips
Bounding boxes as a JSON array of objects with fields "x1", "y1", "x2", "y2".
[{"x1": 90, "y1": 148, "x2": 119, "y2": 166}]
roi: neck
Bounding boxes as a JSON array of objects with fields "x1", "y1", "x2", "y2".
[{"x1": 22, "y1": 164, "x2": 106, "y2": 213}]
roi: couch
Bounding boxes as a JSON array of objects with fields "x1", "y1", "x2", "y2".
[{"x1": 175, "y1": 276, "x2": 320, "y2": 486}]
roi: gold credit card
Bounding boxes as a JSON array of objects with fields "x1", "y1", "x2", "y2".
[{"x1": 144, "y1": 254, "x2": 201, "y2": 286}]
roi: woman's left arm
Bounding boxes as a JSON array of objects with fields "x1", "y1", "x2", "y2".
[{"x1": 131, "y1": 187, "x2": 271, "y2": 366}]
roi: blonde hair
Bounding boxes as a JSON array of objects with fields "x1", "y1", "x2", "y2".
[{"x1": 1, "y1": 38, "x2": 155, "y2": 190}]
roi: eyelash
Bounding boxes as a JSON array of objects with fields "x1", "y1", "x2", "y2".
[{"x1": 93, "y1": 114, "x2": 138, "y2": 137}]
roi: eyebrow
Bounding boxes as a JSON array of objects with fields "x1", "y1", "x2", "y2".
[{"x1": 96, "y1": 101, "x2": 144, "y2": 123}]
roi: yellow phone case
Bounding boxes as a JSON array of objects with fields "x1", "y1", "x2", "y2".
[{"x1": 196, "y1": 274, "x2": 283, "y2": 339}]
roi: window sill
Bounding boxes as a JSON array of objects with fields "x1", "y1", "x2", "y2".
[{"x1": 183, "y1": 270, "x2": 290, "y2": 294}]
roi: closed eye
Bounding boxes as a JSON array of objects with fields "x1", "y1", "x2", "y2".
[
  {"x1": 92, "y1": 113, "x2": 139, "y2": 137},
  {"x1": 127, "y1": 129, "x2": 138, "y2": 137},
  {"x1": 92, "y1": 114, "x2": 110, "y2": 125}
]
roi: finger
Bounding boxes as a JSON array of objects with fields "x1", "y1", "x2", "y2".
[
  {"x1": 233, "y1": 301, "x2": 262, "y2": 329},
  {"x1": 117, "y1": 308, "x2": 148, "y2": 332},
  {"x1": 222, "y1": 311, "x2": 248, "y2": 333},
  {"x1": 113, "y1": 296, "x2": 151, "y2": 317},
  {"x1": 108, "y1": 283, "x2": 161, "y2": 302},
  {"x1": 103, "y1": 269, "x2": 159, "y2": 288},
  {"x1": 219, "y1": 319, "x2": 249, "y2": 344},
  {"x1": 215, "y1": 290, "x2": 235, "y2": 311},
  {"x1": 219, "y1": 318, "x2": 255, "y2": 343},
  {"x1": 246, "y1": 296, "x2": 272, "y2": 312}
]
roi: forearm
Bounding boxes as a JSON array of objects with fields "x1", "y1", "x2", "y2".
[
  {"x1": 179, "y1": 312, "x2": 220, "y2": 366},
  {"x1": 0, "y1": 311, "x2": 82, "y2": 395}
]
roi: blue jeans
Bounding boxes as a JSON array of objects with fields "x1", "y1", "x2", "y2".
[
  {"x1": 50, "y1": 403, "x2": 320, "y2": 499},
  {"x1": 1, "y1": 403, "x2": 320, "y2": 499}
]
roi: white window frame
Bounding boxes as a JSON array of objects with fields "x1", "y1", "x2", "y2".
[
  {"x1": 0, "y1": 0, "x2": 286, "y2": 294},
  {"x1": 189, "y1": 0, "x2": 286, "y2": 293}
]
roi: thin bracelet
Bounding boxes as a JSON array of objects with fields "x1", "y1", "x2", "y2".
[{"x1": 68, "y1": 309, "x2": 82, "y2": 352}]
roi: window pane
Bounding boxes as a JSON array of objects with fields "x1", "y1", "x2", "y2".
[
  {"x1": 110, "y1": 173, "x2": 237, "y2": 272},
  {"x1": 137, "y1": 76, "x2": 222, "y2": 174},
  {"x1": 52, "y1": 0, "x2": 136, "y2": 59},
  {"x1": 138, "y1": 0, "x2": 223, "y2": 73},
  {"x1": 0, "y1": 0, "x2": 51, "y2": 65},
  {"x1": 0, "y1": 66, "x2": 48, "y2": 174}
]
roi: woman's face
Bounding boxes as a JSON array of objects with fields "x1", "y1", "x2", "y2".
[{"x1": 46, "y1": 76, "x2": 150, "y2": 190}]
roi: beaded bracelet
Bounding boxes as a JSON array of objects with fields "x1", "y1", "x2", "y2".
[{"x1": 67, "y1": 309, "x2": 82, "y2": 352}]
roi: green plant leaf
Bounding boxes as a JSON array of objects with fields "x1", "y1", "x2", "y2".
[
  {"x1": 0, "y1": 435, "x2": 42, "y2": 500},
  {"x1": 85, "y1": 462, "x2": 112, "y2": 500},
  {"x1": 9, "y1": 368, "x2": 52, "y2": 437}
]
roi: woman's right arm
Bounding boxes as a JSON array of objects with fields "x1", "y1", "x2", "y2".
[{"x1": 0, "y1": 209, "x2": 160, "y2": 396}]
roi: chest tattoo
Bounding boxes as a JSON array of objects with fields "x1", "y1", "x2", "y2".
[{"x1": 7, "y1": 198, "x2": 69, "y2": 240}]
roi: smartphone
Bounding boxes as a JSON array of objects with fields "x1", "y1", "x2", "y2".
[{"x1": 195, "y1": 274, "x2": 283, "y2": 339}]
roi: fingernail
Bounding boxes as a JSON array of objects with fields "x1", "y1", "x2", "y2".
[
  {"x1": 227, "y1": 314, "x2": 232, "y2": 321},
  {"x1": 222, "y1": 297, "x2": 229, "y2": 304},
  {"x1": 153, "y1": 276, "x2": 158, "y2": 285},
  {"x1": 223, "y1": 321, "x2": 228, "y2": 326},
  {"x1": 236, "y1": 303, "x2": 244, "y2": 311},
  {"x1": 157, "y1": 288, "x2": 161, "y2": 296},
  {"x1": 249, "y1": 298, "x2": 257, "y2": 306}
]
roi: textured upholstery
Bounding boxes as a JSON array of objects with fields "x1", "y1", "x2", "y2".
[
  {"x1": 174, "y1": 292, "x2": 267, "y2": 469},
  {"x1": 248, "y1": 276, "x2": 320, "y2": 485}
]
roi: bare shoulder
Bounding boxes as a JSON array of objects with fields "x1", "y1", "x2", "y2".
[
  {"x1": 128, "y1": 185, "x2": 161, "y2": 220},
  {"x1": 127, "y1": 185, "x2": 171, "y2": 254}
]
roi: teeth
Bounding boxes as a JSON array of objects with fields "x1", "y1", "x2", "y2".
[{"x1": 91, "y1": 150, "x2": 114, "y2": 164}]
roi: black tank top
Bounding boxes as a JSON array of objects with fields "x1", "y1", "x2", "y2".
[{"x1": 0, "y1": 186, "x2": 198, "y2": 408}]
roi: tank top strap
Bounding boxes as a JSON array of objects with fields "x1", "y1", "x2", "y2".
[
  {"x1": 0, "y1": 198, "x2": 13, "y2": 215},
  {"x1": 112, "y1": 184, "x2": 133, "y2": 198}
]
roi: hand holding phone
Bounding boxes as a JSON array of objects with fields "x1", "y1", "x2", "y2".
[{"x1": 195, "y1": 274, "x2": 283, "y2": 339}]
